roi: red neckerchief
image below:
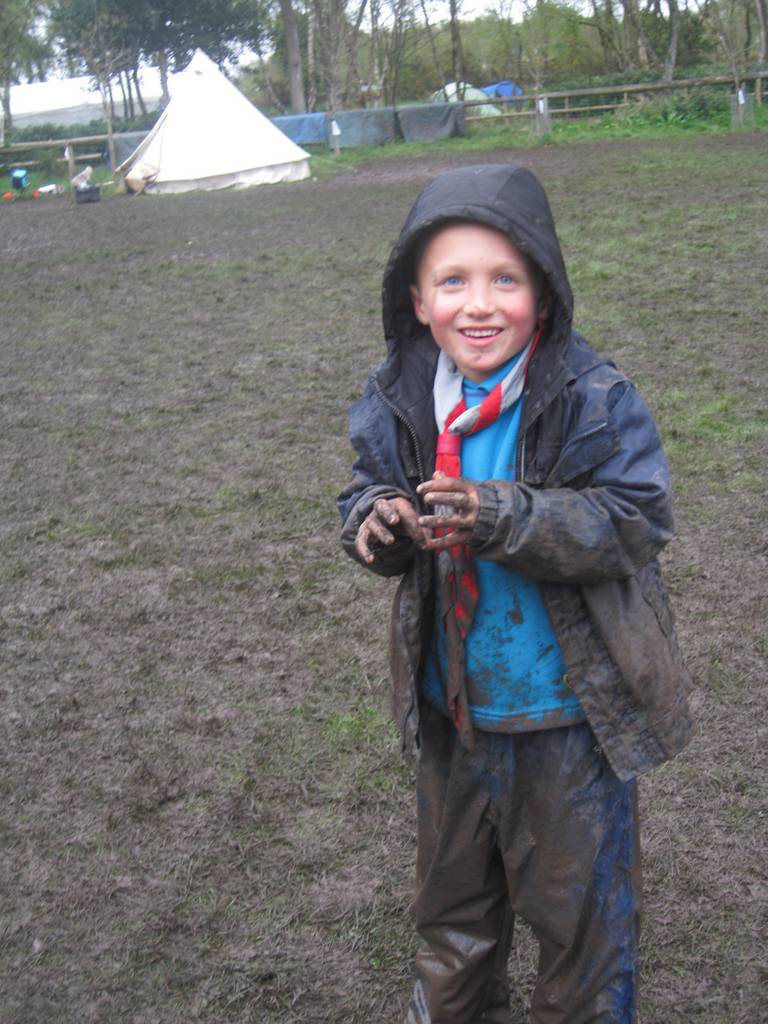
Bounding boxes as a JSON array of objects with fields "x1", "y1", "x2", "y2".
[{"x1": 433, "y1": 325, "x2": 542, "y2": 745}]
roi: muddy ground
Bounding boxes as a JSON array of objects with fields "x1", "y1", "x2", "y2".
[{"x1": 1, "y1": 133, "x2": 766, "y2": 1024}]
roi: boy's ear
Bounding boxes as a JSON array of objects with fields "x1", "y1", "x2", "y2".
[{"x1": 409, "y1": 284, "x2": 430, "y2": 326}]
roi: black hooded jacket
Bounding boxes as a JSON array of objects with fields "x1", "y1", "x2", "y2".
[{"x1": 338, "y1": 164, "x2": 692, "y2": 781}]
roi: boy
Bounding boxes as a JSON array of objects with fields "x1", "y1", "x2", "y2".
[{"x1": 338, "y1": 164, "x2": 692, "y2": 1023}]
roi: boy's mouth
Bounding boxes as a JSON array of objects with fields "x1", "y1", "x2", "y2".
[{"x1": 460, "y1": 328, "x2": 501, "y2": 339}]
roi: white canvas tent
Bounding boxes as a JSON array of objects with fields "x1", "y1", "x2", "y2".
[{"x1": 118, "y1": 50, "x2": 310, "y2": 193}]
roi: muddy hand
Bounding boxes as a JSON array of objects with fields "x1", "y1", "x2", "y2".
[
  {"x1": 355, "y1": 496, "x2": 430, "y2": 564},
  {"x1": 417, "y1": 474, "x2": 479, "y2": 550}
]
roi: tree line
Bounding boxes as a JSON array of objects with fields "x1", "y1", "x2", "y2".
[{"x1": 2, "y1": 0, "x2": 766, "y2": 134}]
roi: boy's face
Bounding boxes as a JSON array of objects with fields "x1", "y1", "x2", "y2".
[{"x1": 409, "y1": 222, "x2": 547, "y2": 384}]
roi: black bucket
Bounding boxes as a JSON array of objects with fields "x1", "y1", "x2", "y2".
[{"x1": 74, "y1": 184, "x2": 101, "y2": 204}]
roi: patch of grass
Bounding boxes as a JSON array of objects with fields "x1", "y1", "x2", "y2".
[
  {"x1": 321, "y1": 704, "x2": 395, "y2": 753},
  {"x1": 95, "y1": 551, "x2": 145, "y2": 571},
  {"x1": 655, "y1": 387, "x2": 768, "y2": 487},
  {"x1": 184, "y1": 564, "x2": 262, "y2": 587},
  {"x1": 73, "y1": 520, "x2": 123, "y2": 540},
  {"x1": 659, "y1": 389, "x2": 767, "y2": 444},
  {"x1": 333, "y1": 899, "x2": 415, "y2": 975}
]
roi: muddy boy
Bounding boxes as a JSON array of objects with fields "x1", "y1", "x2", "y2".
[{"x1": 338, "y1": 165, "x2": 692, "y2": 1023}]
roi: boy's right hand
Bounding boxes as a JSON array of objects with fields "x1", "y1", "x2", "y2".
[{"x1": 355, "y1": 497, "x2": 429, "y2": 564}]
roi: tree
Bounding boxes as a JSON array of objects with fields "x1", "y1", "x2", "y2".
[
  {"x1": 277, "y1": 0, "x2": 306, "y2": 110},
  {"x1": 449, "y1": 0, "x2": 465, "y2": 85},
  {"x1": 690, "y1": 0, "x2": 755, "y2": 84},
  {"x1": 756, "y1": 0, "x2": 768, "y2": 61},
  {"x1": 52, "y1": 0, "x2": 262, "y2": 113},
  {"x1": 50, "y1": 0, "x2": 135, "y2": 169},
  {"x1": 0, "y1": 0, "x2": 51, "y2": 137},
  {"x1": 377, "y1": 0, "x2": 415, "y2": 103},
  {"x1": 586, "y1": 0, "x2": 624, "y2": 72},
  {"x1": 417, "y1": 0, "x2": 448, "y2": 92},
  {"x1": 517, "y1": 0, "x2": 600, "y2": 88}
]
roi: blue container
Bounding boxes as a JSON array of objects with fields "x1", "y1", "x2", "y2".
[{"x1": 11, "y1": 168, "x2": 29, "y2": 190}]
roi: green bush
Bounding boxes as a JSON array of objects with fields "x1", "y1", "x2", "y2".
[
  {"x1": 9, "y1": 109, "x2": 161, "y2": 145},
  {"x1": 612, "y1": 86, "x2": 730, "y2": 129},
  {"x1": 33, "y1": 148, "x2": 61, "y2": 177}
]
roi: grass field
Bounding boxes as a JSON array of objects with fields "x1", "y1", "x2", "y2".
[{"x1": 1, "y1": 130, "x2": 766, "y2": 1024}]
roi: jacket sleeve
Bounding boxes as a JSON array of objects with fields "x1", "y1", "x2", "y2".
[
  {"x1": 338, "y1": 376, "x2": 419, "y2": 578},
  {"x1": 469, "y1": 380, "x2": 674, "y2": 583}
]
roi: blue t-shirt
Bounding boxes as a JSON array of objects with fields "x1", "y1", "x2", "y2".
[{"x1": 421, "y1": 355, "x2": 585, "y2": 732}]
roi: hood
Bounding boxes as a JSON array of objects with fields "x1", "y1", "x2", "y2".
[{"x1": 382, "y1": 164, "x2": 574, "y2": 353}]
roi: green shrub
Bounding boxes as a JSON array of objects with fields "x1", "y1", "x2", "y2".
[
  {"x1": 34, "y1": 148, "x2": 62, "y2": 177},
  {"x1": 9, "y1": 109, "x2": 161, "y2": 145},
  {"x1": 612, "y1": 86, "x2": 729, "y2": 129}
]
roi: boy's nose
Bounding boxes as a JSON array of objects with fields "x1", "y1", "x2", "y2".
[
  {"x1": 463, "y1": 283, "x2": 496, "y2": 315},
  {"x1": 464, "y1": 291, "x2": 496, "y2": 316}
]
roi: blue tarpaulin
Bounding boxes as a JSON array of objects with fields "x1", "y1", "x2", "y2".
[
  {"x1": 396, "y1": 103, "x2": 464, "y2": 142},
  {"x1": 272, "y1": 112, "x2": 328, "y2": 146},
  {"x1": 332, "y1": 107, "x2": 397, "y2": 147},
  {"x1": 271, "y1": 101, "x2": 465, "y2": 149}
]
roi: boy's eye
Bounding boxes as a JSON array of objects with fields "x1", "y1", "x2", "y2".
[
  {"x1": 441, "y1": 275, "x2": 463, "y2": 286},
  {"x1": 496, "y1": 274, "x2": 517, "y2": 285}
]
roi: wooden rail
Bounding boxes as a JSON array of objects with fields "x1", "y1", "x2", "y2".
[
  {"x1": 541, "y1": 70, "x2": 766, "y2": 101},
  {"x1": 463, "y1": 69, "x2": 768, "y2": 124},
  {"x1": 466, "y1": 102, "x2": 630, "y2": 124},
  {"x1": 1, "y1": 132, "x2": 115, "y2": 151},
  {"x1": 0, "y1": 131, "x2": 138, "y2": 171},
  {"x1": 2, "y1": 151, "x2": 103, "y2": 168}
]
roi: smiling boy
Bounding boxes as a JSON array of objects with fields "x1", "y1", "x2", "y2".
[{"x1": 338, "y1": 165, "x2": 692, "y2": 1023}]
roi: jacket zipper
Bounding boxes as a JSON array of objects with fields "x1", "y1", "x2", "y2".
[
  {"x1": 519, "y1": 431, "x2": 527, "y2": 483},
  {"x1": 373, "y1": 376, "x2": 427, "y2": 485},
  {"x1": 564, "y1": 420, "x2": 609, "y2": 446}
]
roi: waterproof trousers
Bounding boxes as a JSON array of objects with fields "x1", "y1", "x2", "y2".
[{"x1": 406, "y1": 708, "x2": 641, "y2": 1024}]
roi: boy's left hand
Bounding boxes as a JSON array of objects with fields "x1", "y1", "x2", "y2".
[{"x1": 417, "y1": 474, "x2": 480, "y2": 549}]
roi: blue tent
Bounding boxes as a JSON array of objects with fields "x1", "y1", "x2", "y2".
[{"x1": 481, "y1": 81, "x2": 523, "y2": 100}]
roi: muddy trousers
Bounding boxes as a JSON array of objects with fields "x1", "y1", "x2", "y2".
[{"x1": 406, "y1": 708, "x2": 641, "y2": 1024}]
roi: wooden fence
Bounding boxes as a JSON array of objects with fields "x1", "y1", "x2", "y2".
[
  {"x1": 463, "y1": 71, "x2": 768, "y2": 125},
  {"x1": 0, "y1": 132, "x2": 116, "y2": 174}
]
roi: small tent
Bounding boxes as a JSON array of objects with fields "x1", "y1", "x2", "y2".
[
  {"x1": 482, "y1": 81, "x2": 524, "y2": 102},
  {"x1": 429, "y1": 82, "x2": 501, "y2": 118},
  {"x1": 118, "y1": 50, "x2": 310, "y2": 193}
]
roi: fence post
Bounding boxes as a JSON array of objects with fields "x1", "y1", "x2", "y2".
[
  {"x1": 64, "y1": 144, "x2": 76, "y2": 181},
  {"x1": 730, "y1": 86, "x2": 755, "y2": 128},
  {"x1": 533, "y1": 95, "x2": 551, "y2": 138},
  {"x1": 756, "y1": 76, "x2": 763, "y2": 106},
  {"x1": 330, "y1": 118, "x2": 341, "y2": 156}
]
